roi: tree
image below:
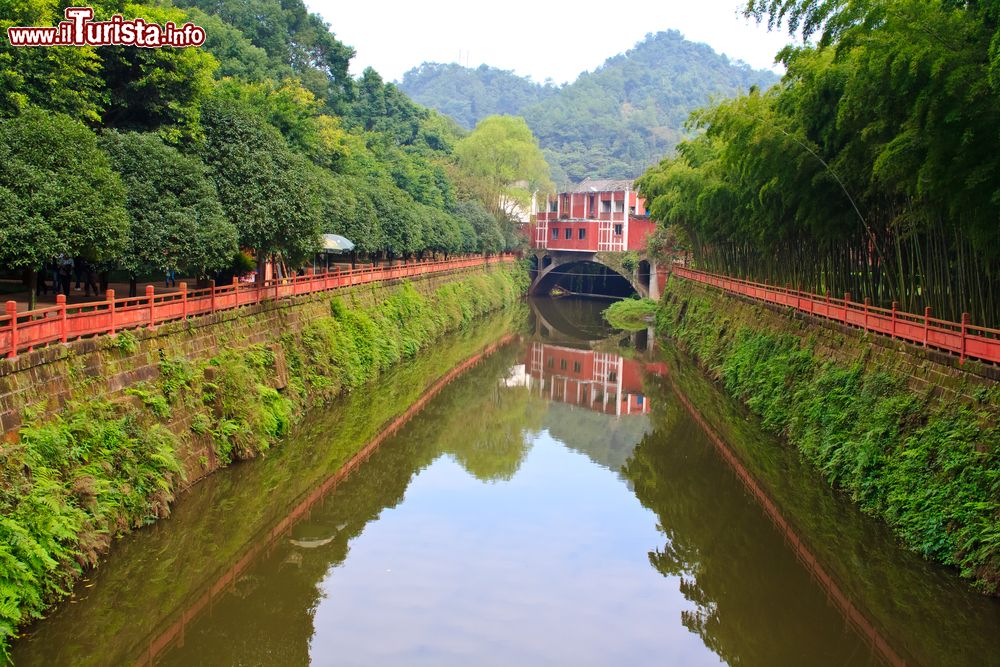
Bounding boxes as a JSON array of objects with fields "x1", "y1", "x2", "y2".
[
  {"x1": 199, "y1": 96, "x2": 321, "y2": 279},
  {"x1": 452, "y1": 200, "x2": 504, "y2": 254},
  {"x1": 100, "y1": 131, "x2": 238, "y2": 294},
  {"x1": 454, "y1": 115, "x2": 553, "y2": 219},
  {"x1": 0, "y1": 107, "x2": 128, "y2": 305},
  {"x1": 0, "y1": 0, "x2": 104, "y2": 122}
]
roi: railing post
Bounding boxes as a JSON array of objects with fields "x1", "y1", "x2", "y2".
[
  {"x1": 232, "y1": 276, "x2": 240, "y2": 307},
  {"x1": 180, "y1": 282, "x2": 188, "y2": 320},
  {"x1": 106, "y1": 289, "x2": 116, "y2": 336},
  {"x1": 960, "y1": 313, "x2": 970, "y2": 364},
  {"x1": 863, "y1": 298, "x2": 871, "y2": 332},
  {"x1": 891, "y1": 301, "x2": 898, "y2": 340},
  {"x1": 147, "y1": 285, "x2": 156, "y2": 330},
  {"x1": 923, "y1": 307, "x2": 931, "y2": 347},
  {"x1": 210, "y1": 279, "x2": 216, "y2": 314},
  {"x1": 5, "y1": 301, "x2": 17, "y2": 359},
  {"x1": 57, "y1": 294, "x2": 67, "y2": 343}
]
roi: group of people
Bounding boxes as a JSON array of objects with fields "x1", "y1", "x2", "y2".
[{"x1": 36, "y1": 256, "x2": 100, "y2": 298}]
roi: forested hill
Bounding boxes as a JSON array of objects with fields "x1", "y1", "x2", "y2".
[
  {"x1": 400, "y1": 31, "x2": 780, "y2": 183},
  {"x1": 399, "y1": 63, "x2": 560, "y2": 130}
]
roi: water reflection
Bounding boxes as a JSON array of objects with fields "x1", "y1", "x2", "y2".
[
  {"x1": 525, "y1": 341, "x2": 651, "y2": 418},
  {"x1": 11, "y1": 301, "x2": 1000, "y2": 666}
]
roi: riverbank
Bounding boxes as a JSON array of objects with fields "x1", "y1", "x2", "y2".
[
  {"x1": 655, "y1": 276, "x2": 1000, "y2": 594},
  {"x1": 0, "y1": 263, "x2": 528, "y2": 656}
]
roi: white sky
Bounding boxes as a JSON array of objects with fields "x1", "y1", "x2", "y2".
[{"x1": 305, "y1": 0, "x2": 795, "y2": 84}]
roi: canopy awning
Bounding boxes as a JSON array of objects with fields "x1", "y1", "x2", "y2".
[{"x1": 320, "y1": 234, "x2": 356, "y2": 254}]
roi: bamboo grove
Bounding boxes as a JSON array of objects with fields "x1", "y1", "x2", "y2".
[{"x1": 637, "y1": 0, "x2": 1000, "y2": 326}]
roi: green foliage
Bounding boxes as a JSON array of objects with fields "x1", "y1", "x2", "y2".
[
  {"x1": 603, "y1": 298, "x2": 658, "y2": 332},
  {"x1": 0, "y1": 0, "x2": 104, "y2": 122},
  {"x1": 640, "y1": 0, "x2": 1000, "y2": 324},
  {"x1": 400, "y1": 62, "x2": 560, "y2": 130},
  {"x1": 400, "y1": 32, "x2": 779, "y2": 183},
  {"x1": 0, "y1": 403, "x2": 181, "y2": 652},
  {"x1": 658, "y1": 285, "x2": 1000, "y2": 591},
  {"x1": 100, "y1": 131, "x2": 237, "y2": 277},
  {"x1": 199, "y1": 94, "x2": 321, "y2": 265},
  {"x1": 0, "y1": 107, "x2": 129, "y2": 270},
  {"x1": 454, "y1": 115, "x2": 554, "y2": 218},
  {"x1": 621, "y1": 251, "x2": 639, "y2": 274},
  {"x1": 106, "y1": 331, "x2": 138, "y2": 355},
  {"x1": 292, "y1": 268, "x2": 529, "y2": 402},
  {"x1": 0, "y1": 0, "x2": 537, "y2": 274}
]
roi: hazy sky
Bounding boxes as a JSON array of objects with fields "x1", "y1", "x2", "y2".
[{"x1": 305, "y1": 0, "x2": 795, "y2": 84}]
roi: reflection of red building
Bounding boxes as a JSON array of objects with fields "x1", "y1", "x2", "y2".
[
  {"x1": 529, "y1": 179, "x2": 656, "y2": 253},
  {"x1": 525, "y1": 342, "x2": 650, "y2": 417}
]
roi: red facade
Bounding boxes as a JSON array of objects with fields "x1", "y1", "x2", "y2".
[
  {"x1": 529, "y1": 186, "x2": 655, "y2": 253},
  {"x1": 525, "y1": 342, "x2": 650, "y2": 417}
]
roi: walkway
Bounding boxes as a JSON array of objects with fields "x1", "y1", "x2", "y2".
[
  {"x1": 2, "y1": 255, "x2": 515, "y2": 359},
  {"x1": 672, "y1": 266, "x2": 1000, "y2": 365}
]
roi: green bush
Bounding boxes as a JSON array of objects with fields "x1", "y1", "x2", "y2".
[
  {"x1": 0, "y1": 405, "x2": 182, "y2": 654},
  {"x1": 603, "y1": 298, "x2": 658, "y2": 331}
]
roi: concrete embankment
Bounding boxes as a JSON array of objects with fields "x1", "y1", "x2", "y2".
[{"x1": 656, "y1": 275, "x2": 999, "y2": 594}]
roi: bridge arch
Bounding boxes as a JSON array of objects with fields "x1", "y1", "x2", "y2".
[{"x1": 529, "y1": 255, "x2": 644, "y2": 298}]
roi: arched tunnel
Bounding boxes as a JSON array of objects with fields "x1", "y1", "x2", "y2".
[{"x1": 531, "y1": 259, "x2": 638, "y2": 298}]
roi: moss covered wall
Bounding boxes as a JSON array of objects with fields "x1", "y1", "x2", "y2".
[
  {"x1": 657, "y1": 276, "x2": 999, "y2": 594},
  {"x1": 0, "y1": 263, "x2": 528, "y2": 655}
]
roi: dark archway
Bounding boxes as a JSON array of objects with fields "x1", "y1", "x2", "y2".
[
  {"x1": 637, "y1": 259, "x2": 651, "y2": 293},
  {"x1": 532, "y1": 260, "x2": 638, "y2": 299}
]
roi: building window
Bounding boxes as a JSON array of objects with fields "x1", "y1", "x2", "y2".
[
  {"x1": 549, "y1": 200, "x2": 558, "y2": 213},
  {"x1": 608, "y1": 371, "x2": 617, "y2": 382},
  {"x1": 578, "y1": 228, "x2": 586, "y2": 240},
  {"x1": 589, "y1": 194, "x2": 596, "y2": 213},
  {"x1": 629, "y1": 206, "x2": 636, "y2": 214},
  {"x1": 601, "y1": 200, "x2": 611, "y2": 213},
  {"x1": 547, "y1": 357, "x2": 554, "y2": 368},
  {"x1": 560, "y1": 359, "x2": 567, "y2": 370},
  {"x1": 614, "y1": 224, "x2": 623, "y2": 236},
  {"x1": 573, "y1": 362, "x2": 581, "y2": 373},
  {"x1": 565, "y1": 228, "x2": 572, "y2": 240},
  {"x1": 613, "y1": 201, "x2": 624, "y2": 213},
  {"x1": 552, "y1": 227, "x2": 559, "y2": 239}
]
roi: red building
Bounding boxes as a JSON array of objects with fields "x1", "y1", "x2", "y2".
[
  {"x1": 530, "y1": 179, "x2": 656, "y2": 253},
  {"x1": 524, "y1": 342, "x2": 650, "y2": 417}
]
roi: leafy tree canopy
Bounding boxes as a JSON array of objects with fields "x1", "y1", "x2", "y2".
[{"x1": 0, "y1": 107, "x2": 128, "y2": 270}]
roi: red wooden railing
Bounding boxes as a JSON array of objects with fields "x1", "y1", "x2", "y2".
[
  {"x1": 672, "y1": 266, "x2": 1000, "y2": 365},
  {"x1": 1, "y1": 254, "x2": 516, "y2": 359}
]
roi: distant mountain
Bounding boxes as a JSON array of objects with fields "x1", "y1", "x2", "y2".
[
  {"x1": 399, "y1": 63, "x2": 559, "y2": 130},
  {"x1": 399, "y1": 31, "x2": 780, "y2": 184}
]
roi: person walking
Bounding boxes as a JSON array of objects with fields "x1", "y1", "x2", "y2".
[{"x1": 165, "y1": 267, "x2": 176, "y2": 288}]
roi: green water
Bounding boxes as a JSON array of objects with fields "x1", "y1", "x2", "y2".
[{"x1": 11, "y1": 301, "x2": 1000, "y2": 666}]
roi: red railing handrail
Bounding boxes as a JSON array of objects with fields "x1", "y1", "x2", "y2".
[
  {"x1": 671, "y1": 265, "x2": 1000, "y2": 365},
  {"x1": 1, "y1": 254, "x2": 516, "y2": 359}
]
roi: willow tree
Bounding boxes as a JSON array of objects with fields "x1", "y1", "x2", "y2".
[{"x1": 454, "y1": 115, "x2": 553, "y2": 220}]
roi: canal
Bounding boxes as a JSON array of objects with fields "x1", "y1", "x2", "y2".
[{"x1": 12, "y1": 299, "x2": 1000, "y2": 666}]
